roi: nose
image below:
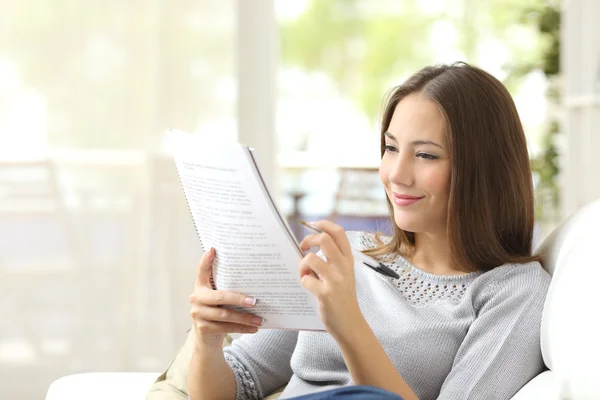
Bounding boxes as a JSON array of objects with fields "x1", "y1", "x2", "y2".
[{"x1": 388, "y1": 152, "x2": 414, "y2": 187}]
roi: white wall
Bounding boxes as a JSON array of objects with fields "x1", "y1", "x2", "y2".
[{"x1": 562, "y1": 0, "x2": 600, "y2": 219}]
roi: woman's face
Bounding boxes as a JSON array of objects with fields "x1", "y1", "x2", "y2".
[{"x1": 379, "y1": 94, "x2": 452, "y2": 237}]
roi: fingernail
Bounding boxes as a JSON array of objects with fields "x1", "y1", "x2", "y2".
[
  {"x1": 252, "y1": 317, "x2": 264, "y2": 326},
  {"x1": 244, "y1": 297, "x2": 257, "y2": 306}
]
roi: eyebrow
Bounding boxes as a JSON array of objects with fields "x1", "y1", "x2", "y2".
[{"x1": 384, "y1": 132, "x2": 444, "y2": 149}]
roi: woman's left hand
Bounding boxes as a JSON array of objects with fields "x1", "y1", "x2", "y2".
[{"x1": 298, "y1": 221, "x2": 364, "y2": 339}]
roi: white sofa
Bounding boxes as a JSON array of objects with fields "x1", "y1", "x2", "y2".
[
  {"x1": 45, "y1": 199, "x2": 600, "y2": 400},
  {"x1": 511, "y1": 198, "x2": 600, "y2": 400}
]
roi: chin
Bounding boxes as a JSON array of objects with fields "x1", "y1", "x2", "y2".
[{"x1": 392, "y1": 215, "x2": 422, "y2": 233}]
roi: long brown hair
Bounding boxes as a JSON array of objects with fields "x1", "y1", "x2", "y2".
[{"x1": 365, "y1": 62, "x2": 541, "y2": 272}]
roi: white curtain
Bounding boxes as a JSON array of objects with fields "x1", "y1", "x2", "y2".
[{"x1": 0, "y1": 1, "x2": 235, "y2": 398}]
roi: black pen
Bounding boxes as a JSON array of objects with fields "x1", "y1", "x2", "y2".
[{"x1": 299, "y1": 220, "x2": 400, "y2": 279}]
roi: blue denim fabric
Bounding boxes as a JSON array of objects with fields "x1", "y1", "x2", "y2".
[{"x1": 289, "y1": 386, "x2": 405, "y2": 400}]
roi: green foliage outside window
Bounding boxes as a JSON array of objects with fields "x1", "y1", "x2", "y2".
[
  {"x1": 515, "y1": 3, "x2": 561, "y2": 220},
  {"x1": 280, "y1": 0, "x2": 562, "y2": 220}
]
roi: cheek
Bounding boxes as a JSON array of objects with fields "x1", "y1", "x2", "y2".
[{"x1": 421, "y1": 166, "x2": 451, "y2": 198}]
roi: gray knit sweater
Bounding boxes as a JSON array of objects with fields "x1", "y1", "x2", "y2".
[{"x1": 222, "y1": 231, "x2": 551, "y2": 400}]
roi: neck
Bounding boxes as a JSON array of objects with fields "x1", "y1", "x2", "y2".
[{"x1": 408, "y1": 231, "x2": 464, "y2": 276}]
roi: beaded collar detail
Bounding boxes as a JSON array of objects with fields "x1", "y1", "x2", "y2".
[{"x1": 357, "y1": 232, "x2": 482, "y2": 307}]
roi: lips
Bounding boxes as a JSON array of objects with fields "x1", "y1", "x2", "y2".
[{"x1": 392, "y1": 193, "x2": 424, "y2": 206}]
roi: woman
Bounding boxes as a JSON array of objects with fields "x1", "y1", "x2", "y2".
[{"x1": 186, "y1": 62, "x2": 551, "y2": 400}]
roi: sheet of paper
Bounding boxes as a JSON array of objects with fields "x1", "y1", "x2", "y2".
[{"x1": 168, "y1": 130, "x2": 324, "y2": 331}]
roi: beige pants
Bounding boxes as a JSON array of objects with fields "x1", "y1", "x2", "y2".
[{"x1": 146, "y1": 330, "x2": 284, "y2": 399}]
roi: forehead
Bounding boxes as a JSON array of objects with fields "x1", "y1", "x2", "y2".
[{"x1": 387, "y1": 94, "x2": 447, "y2": 142}]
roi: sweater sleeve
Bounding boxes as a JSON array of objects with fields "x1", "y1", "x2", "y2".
[
  {"x1": 222, "y1": 329, "x2": 298, "y2": 400},
  {"x1": 437, "y1": 262, "x2": 551, "y2": 400}
]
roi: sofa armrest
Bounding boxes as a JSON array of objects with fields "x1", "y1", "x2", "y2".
[
  {"x1": 510, "y1": 371, "x2": 561, "y2": 400},
  {"x1": 45, "y1": 372, "x2": 161, "y2": 400}
]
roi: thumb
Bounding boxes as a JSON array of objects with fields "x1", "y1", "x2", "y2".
[{"x1": 195, "y1": 248, "x2": 216, "y2": 289}]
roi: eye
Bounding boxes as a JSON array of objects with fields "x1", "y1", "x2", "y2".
[
  {"x1": 416, "y1": 152, "x2": 439, "y2": 160},
  {"x1": 384, "y1": 144, "x2": 398, "y2": 153}
]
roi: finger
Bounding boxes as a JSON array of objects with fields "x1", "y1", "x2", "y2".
[
  {"x1": 310, "y1": 221, "x2": 352, "y2": 257},
  {"x1": 300, "y1": 273, "x2": 321, "y2": 295},
  {"x1": 299, "y1": 232, "x2": 344, "y2": 267},
  {"x1": 194, "y1": 320, "x2": 260, "y2": 336},
  {"x1": 195, "y1": 248, "x2": 216, "y2": 289},
  {"x1": 190, "y1": 288, "x2": 257, "y2": 308},
  {"x1": 299, "y1": 233, "x2": 319, "y2": 252},
  {"x1": 299, "y1": 253, "x2": 329, "y2": 281},
  {"x1": 192, "y1": 305, "x2": 265, "y2": 327},
  {"x1": 299, "y1": 259, "x2": 319, "y2": 282}
]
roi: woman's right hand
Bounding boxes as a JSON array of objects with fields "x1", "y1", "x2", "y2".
[{"x1": 189, "y1": 248, "x2": 264, "y2": 349}]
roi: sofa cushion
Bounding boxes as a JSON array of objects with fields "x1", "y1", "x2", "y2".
[{"x1": 536, "y1": 199, "x2": 600, "y2": 399}]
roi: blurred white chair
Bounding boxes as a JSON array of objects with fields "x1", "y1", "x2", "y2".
[
  {"x1": 45, "y1": 199, "x2": 600, "y2": 400},
  {"x1": 0, "y1": 159, "x2": 87, "y2": 367}
]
